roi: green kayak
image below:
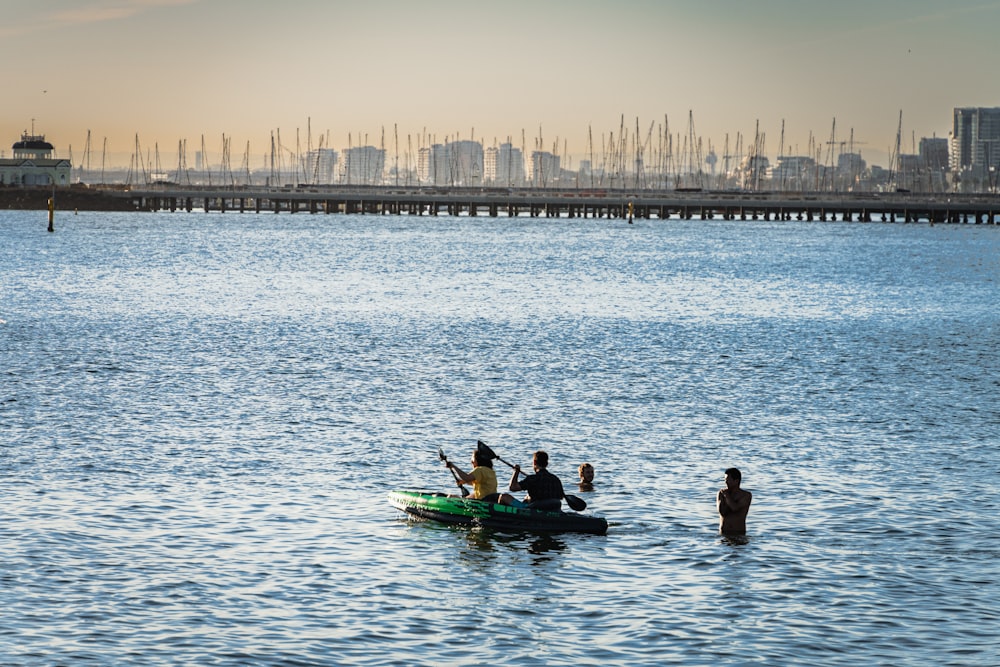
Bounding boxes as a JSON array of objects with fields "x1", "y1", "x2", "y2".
[{"x1": 388, "y1": 490, "x2": 608, "y2": 535}]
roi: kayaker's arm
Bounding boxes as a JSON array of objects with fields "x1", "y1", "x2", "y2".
[
  {"x1": 446, "y1": 461, "x2": 475, "y2": 484},
  {"x1": 509, "y1": 465, "x2": 523, "y2": 492}
]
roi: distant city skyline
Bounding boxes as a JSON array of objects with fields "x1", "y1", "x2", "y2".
[{"x1": 4, "y1": 0, "x2": 1000, "y2": 169}]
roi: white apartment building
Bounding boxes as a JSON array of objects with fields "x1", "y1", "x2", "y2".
[
  {"x1": 305, "y1": 148, "x2": 339, "y2": 184},
  {"x1": 418, "y1": 144, "x2": 448, "y2": 185},
  {"x1": 529, "y1": 151, "x2": 560, "y2": 187},
  {"x1": 448, "y1": 140, "x2": 484, "y2": 186},
  {"x1": 340, "y1": 146, "x2": 384, "y2": 185},
  {"x1": 485, "y1": 143, "x2": 525, "y2": 186}
]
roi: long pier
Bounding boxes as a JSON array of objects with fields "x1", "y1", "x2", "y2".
[{"x1": 112, "y1": 186, "x2": 1000, "y2": 224}]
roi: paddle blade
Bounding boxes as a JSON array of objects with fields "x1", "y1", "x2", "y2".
[
  {"x1": 438, "y1": 447, "x2": 447, "y2": 462},
  {"x1": 476, "y1": 439, "x2": 498, "y2": 460},
  {"x1": 564, "y1": 494, "x2": 587, "y2": 511}
]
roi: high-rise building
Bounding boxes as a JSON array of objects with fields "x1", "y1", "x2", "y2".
[
  {"x1": 951, "y1": 107, "x2": 1000, "y2": 174},
  {"x1": 530, "y1": 151, "x2": 560, "y2": 187},
  {"x1": 485, "y1": 142, "x2": 524, "y2": 186},
  {"x1": 305, "y1": 148, "x2": 338, "y2": 184},
  {"x1": 340, "y1": 146, "x2": 384, "y2": 185},
  {"x1": 919, "y1": 137, "x2": 949, "y2": 172},
  {"x1": 418, "y1": 144, "x2": 448, "y2": 185},
  {"x1": 447, "y1": 140, "x2": 484, "y2": 186},
  {"x1": 769, "y1": 155, "x2": 816, "y2": 191}
]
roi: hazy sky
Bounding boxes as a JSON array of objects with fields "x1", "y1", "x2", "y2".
[{"x1": 4, "y1": 0, "x2": 999, "y2": 169}]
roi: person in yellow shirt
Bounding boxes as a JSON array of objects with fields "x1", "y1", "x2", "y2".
[{"x1": 445, "y1": 449, "x2": 499, "y2": 502}]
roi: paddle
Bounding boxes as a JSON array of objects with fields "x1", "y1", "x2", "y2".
[
  {"x1": 439, "y1": 447, "x2": 470, "y2": 497},
  {"x1": 476, "y1": 440, "x2": 587, "y2": 511}
]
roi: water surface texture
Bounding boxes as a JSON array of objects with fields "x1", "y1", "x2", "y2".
[{"x1": 2, "y1": 211, "x2": 998, "y2": 666}]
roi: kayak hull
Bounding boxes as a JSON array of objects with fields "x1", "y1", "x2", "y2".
[{"x1": 388, "y1": 490, "x2": 608, "y2": 535}]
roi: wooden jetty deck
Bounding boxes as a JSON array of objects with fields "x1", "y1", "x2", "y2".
[{"x1": 112, "y1": 185, "x2": 1000, "y2": 224}]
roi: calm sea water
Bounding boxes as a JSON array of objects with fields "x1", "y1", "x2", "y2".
[{"x1": 1, "y1": 209, "x2": 998, "y2": 666}]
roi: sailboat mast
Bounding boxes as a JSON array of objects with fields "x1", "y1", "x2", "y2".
[{"x1": 588, "y1": 125, "x2": 594, "y2": 189}]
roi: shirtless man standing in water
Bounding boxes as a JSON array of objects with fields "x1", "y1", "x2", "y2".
[{"x1": 718, "y1": 468, "x2": 752, "y2": 535}]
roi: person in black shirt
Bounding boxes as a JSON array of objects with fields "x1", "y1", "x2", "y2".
[{"x1": 502, "y1": 450, "x2": 565, "y2": 511}]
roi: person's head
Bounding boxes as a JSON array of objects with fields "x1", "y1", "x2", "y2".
[
  {"x1": 472, "y1": 450, "x2": 492, "y2": 468},
  {"x1": 532, "y1": 450, "x2": 549, "y2": 470},
  {"x1": 725, "y1": 467, "x2": 742, "y2": 488},
  {"x1": 579, "y1": 463, "x2": 594, "y2": 483}
]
